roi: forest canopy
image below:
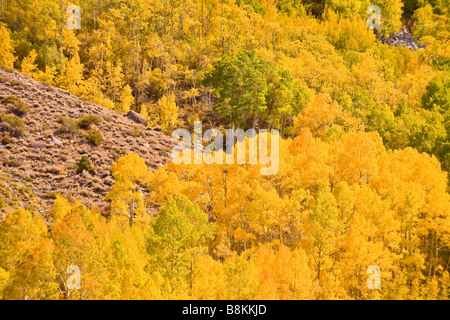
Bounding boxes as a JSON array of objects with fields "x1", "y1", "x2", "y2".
[{"x1": 0, "y1": 0, "x2": 449, "y2": 300}]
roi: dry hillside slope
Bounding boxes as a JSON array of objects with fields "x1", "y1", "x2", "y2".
[{"x1": 0, "y1": 68, "x2": 176, "y2": 219}]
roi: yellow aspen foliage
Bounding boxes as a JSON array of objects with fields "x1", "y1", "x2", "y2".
[
  {"x1": 116, "y1": 84, "x2": 134, "y2": 113},
  {"x1": 106, "y1": 61, "x2": 124, "y2": 104},
  {"x1": 79, "y1": 68, "x2": 115, "y2": 110},
  {"x1": 157, "y1": 92, "x2": 179, "y2": 131},
  {"x1": 377, "y1": 0, "x2": 403, "y2": 33},
  {"x1": 335, "y1": 131, "x2": 384, "y2": 185},
  {"x1": 21, "y1": 49, "x2": 38, "y2": 77},
  {"x1": 0, "y1": 209, "x2": 56, "y2": 299},
  {"x1": 224, "y1": 253, "x2": 259, "y2": 299},
  {"x1": 35, "y1": 65, "x2": 57, "y2": 86},
  {"x1": 3, "y1": 238, "x2": 58, "y2": 300},
  {"x1": 0, "y1": 267, "x2": 9, "y2": 299},
  {"x1": 62, "y1": 28, "x2": 80, "y2": 58},
  {"x1": 0, "y1": 0, "x2": 449, "y2": 301},
  {"x1": 107, "y1": 223, "x2": 162, "y2": 299},
  {"x1": 0, "y1": 209, "x2": 47, "y2": 271},
  {"x1": 146, "y1": 116, "x2": 449, "y2": 299},
  {"x1": 191, "y1": 255, "x2": 227, "y2": 299},
  {"x1": 0, "y1": 24, "x2": 16, "y2": 69},
  {"x1": 106, "y1": 153, "x2": 149, "y2": 227},
  {"x1": 139, "y1": 103, "x2": 149, "y2": 120},
  {"x1": 51, "y1": 202, "x2": 117, "y2": 299},
  {"x1": 253, "y1": 244, "x2": 317, "y2": 299},
  {"x1": 62, "y1": 52, "x2": 84, "y2": 95},
  {"x1": 148, "y1": 195, "x2": 214, "y2": 298},
  {"x1": 293, "y1": 93, "x2": 361, "y2": 137},
  {"x1": 52, "y1": 195, "x2": 72, "y2": 224}
]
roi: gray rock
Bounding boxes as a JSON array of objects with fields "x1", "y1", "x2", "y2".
[
  {"x1": 159, "y1": 151, "x2": 171, "y2": 158},
  {"x1": 125, "y1": 110, "x2": 148, "y2": 125},
  {"x1": 376, "y1": 27, "x2": 426, "y2": 51},
  {"x1": 51, "y1": 136, "x2": 62, "y2": 145}
]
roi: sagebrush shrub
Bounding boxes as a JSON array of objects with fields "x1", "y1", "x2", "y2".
[
  {"x1": 76, "y1": 156, "x2": 94, "y2": 173},
  {"x1": 86, "y1": 129, "x2": 103, "y2": 146},
  {"x1": 1, "y1": 96, "x2": 31, "y2": 117},
  {"x1": 0, "y1": 112, "x2": 26, "y2": 137},
  {"x1": 77, "y1": 115, "x2": 102, "y2": 129}
]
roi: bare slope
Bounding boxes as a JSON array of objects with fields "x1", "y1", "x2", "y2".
[{"x1": 0, "y1": 68, "x2": 176, "y2": 219}]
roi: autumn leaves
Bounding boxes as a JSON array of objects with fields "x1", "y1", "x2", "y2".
[
  {"x1": 0, "y1": 125, "x2": 448, "y2": 299},
  {"x1": 145, "y1": 120, "x2": 450, "y2": 299}
]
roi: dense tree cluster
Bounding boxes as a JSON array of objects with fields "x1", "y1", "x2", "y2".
[
  {"x1": 1, "y1": 123, "x2": 449, "y2": 299},
  {"x1": 0, "y1": 0, "x2": 449, "y2": 299}
]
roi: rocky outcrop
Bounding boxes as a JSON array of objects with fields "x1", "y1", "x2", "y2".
[
  {"x1": 125, "y1": 110, "x2": 149, "y2": 125},
  {"x1": 376, "y1": 28, "x2": 426, "y2": 50}
]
